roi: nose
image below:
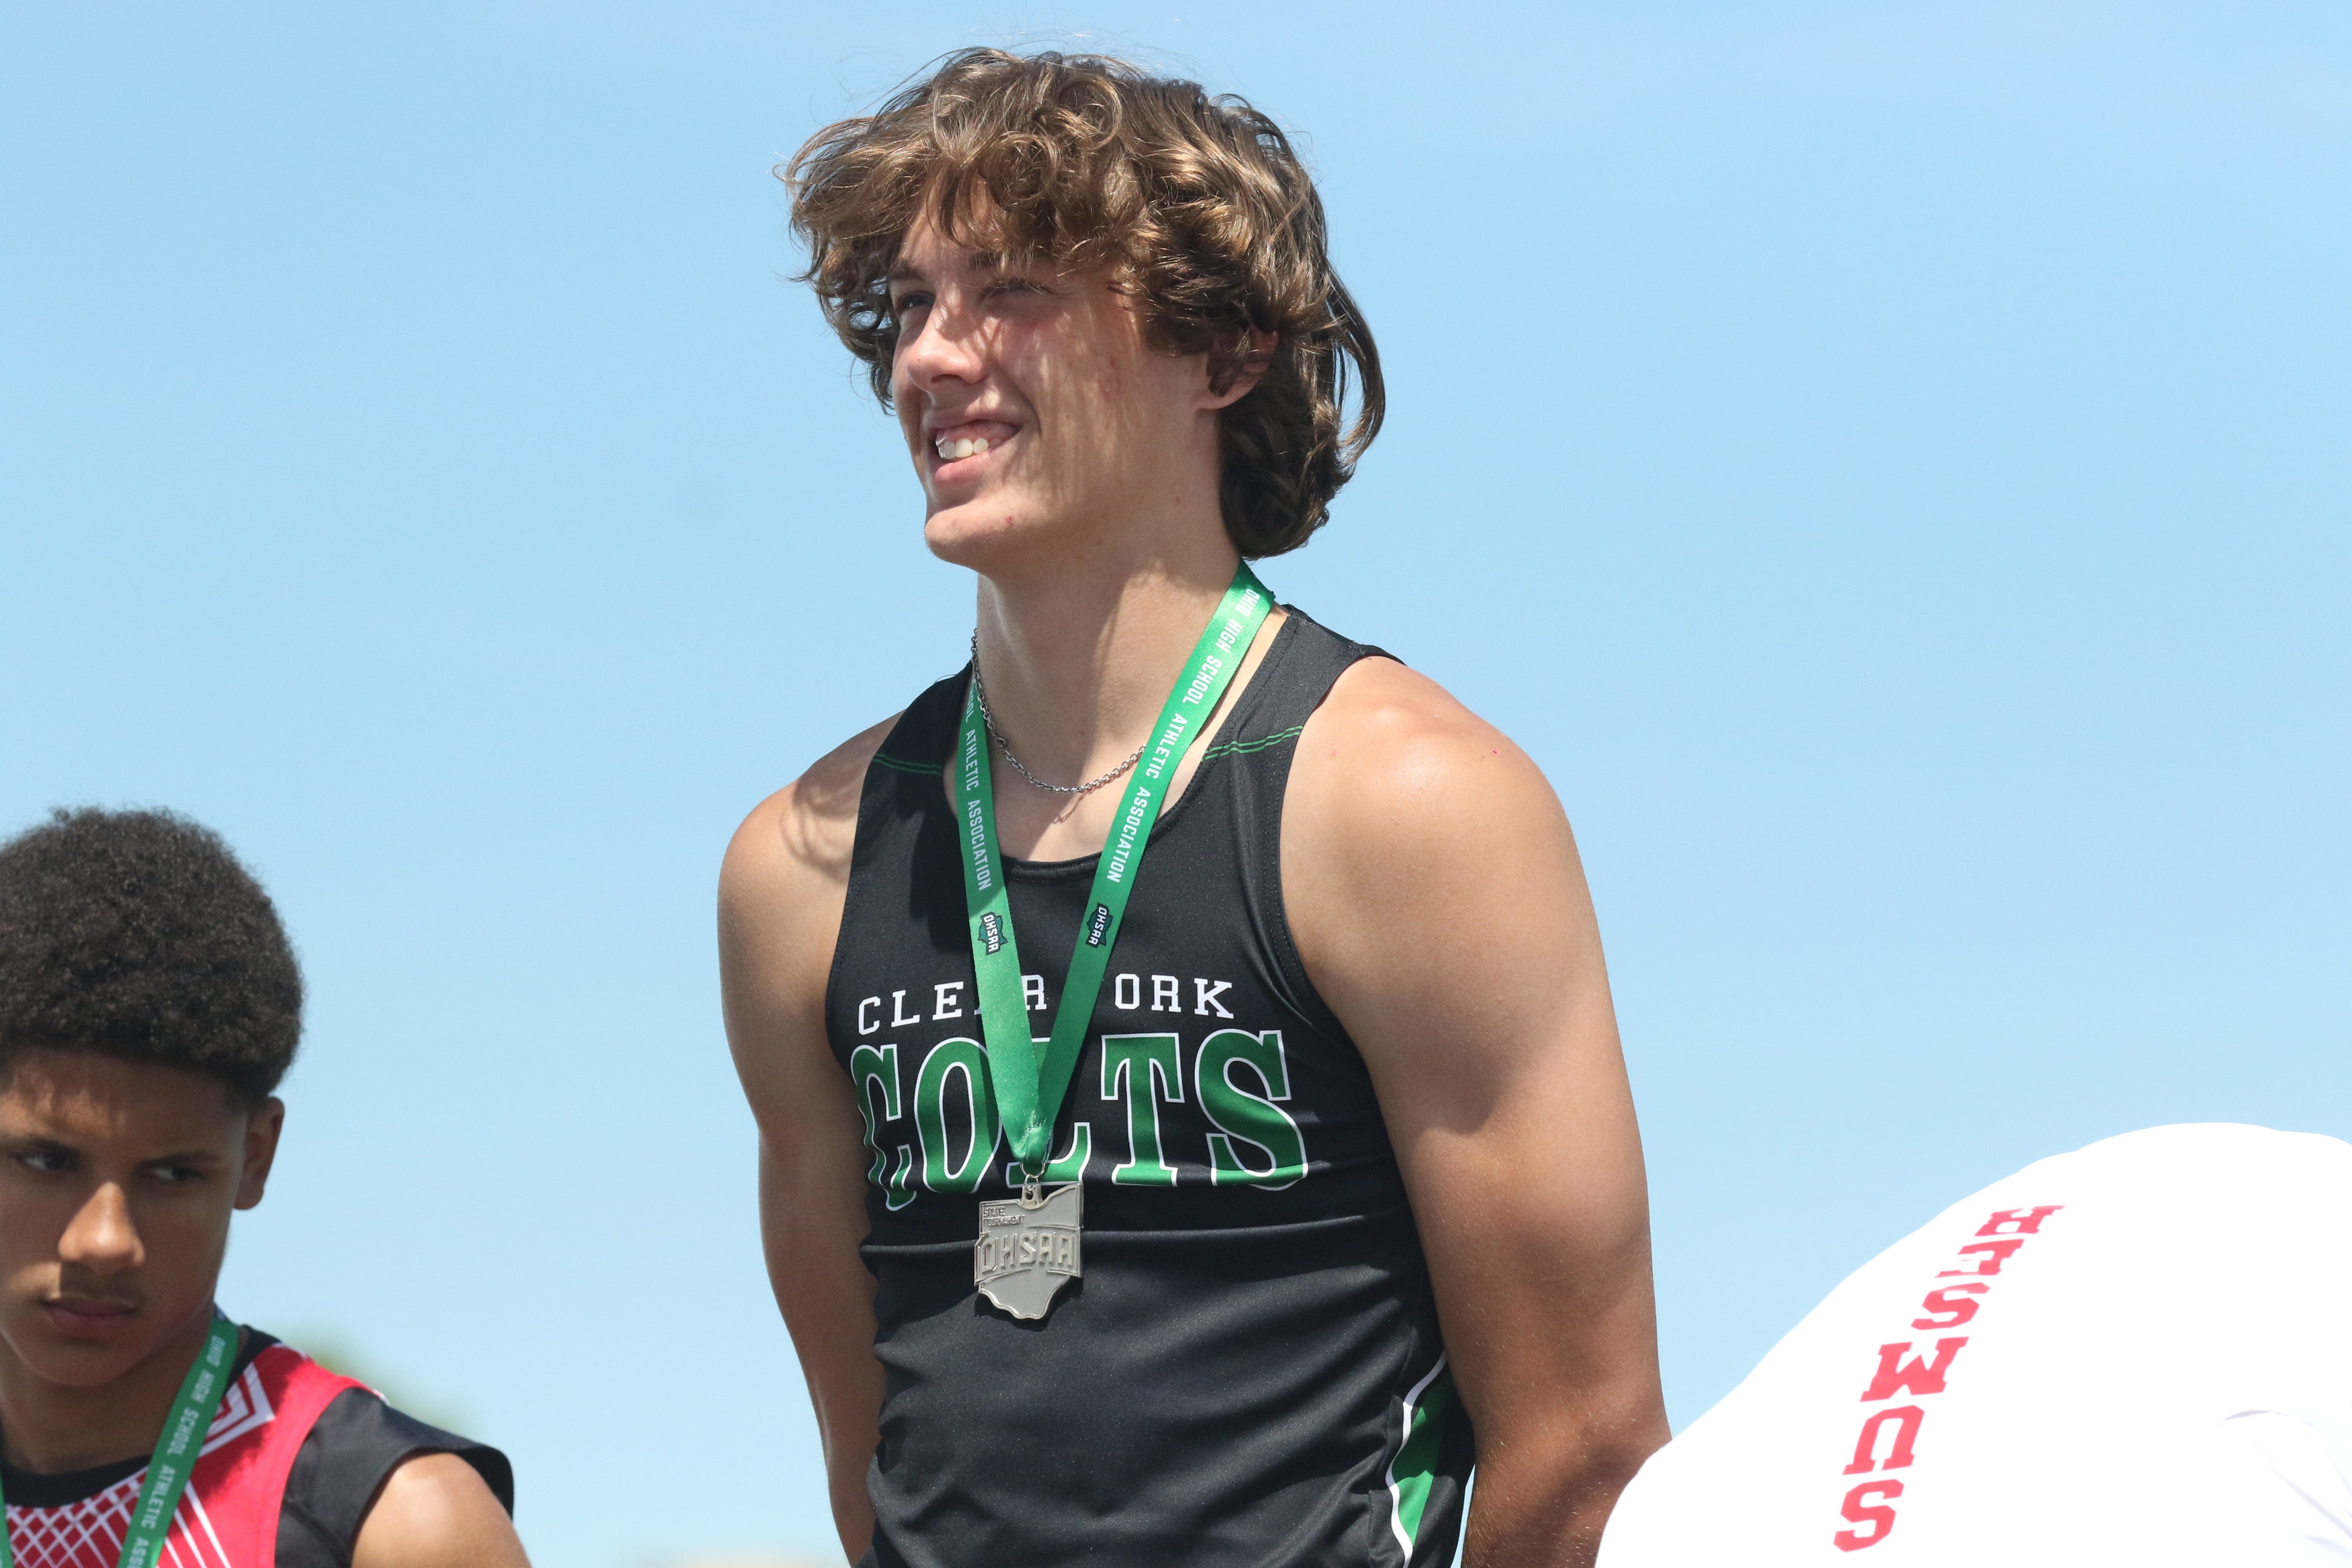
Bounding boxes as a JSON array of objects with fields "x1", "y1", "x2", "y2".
[
  {"x1": 894, "y1": 292, "x2": 987, "y2": 398},
  {"x1": 59, "y1": 1182, "x2": 144, "y2": 1276}
]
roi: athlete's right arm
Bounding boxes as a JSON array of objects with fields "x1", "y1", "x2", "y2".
[{"x1": 719, "y1": 718, "x2": 897, "y2": 1563}]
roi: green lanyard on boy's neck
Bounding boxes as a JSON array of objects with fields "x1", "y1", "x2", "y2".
[
  {"x1": 953, "y1": 563, "x2": 1273, "y2": 1185},
  {"x1": 0, "y1": 1314, "x2": 237, "y2": 1568}
]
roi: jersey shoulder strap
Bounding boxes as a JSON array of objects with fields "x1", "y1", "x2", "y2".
[
  {"x1": 191, "y1": 1342, "x2": 366, "y2": 1568},
  {"x1": 1201, "y1": 605, "x2": 1394, "y2": 761},
  {"x1": 870, "y1": 672, "x2": 964, "y2": 775},
  {"x1": 1191, "y1": 607, "x2": 1396, "y2": 1037}
]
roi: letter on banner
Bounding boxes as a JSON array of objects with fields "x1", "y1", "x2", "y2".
[
  {"x1": 1938, "y1": 1239, "x2": 2026, "y2": 1277},
  {"x1": 1834, "y1": 1481, "x2": 1903, "y2": 1552},
  {"x1": 1860, "y1": 1338, "x2": 1967, "y2": 1402},
  {"x1": 1843, "y1": 1406, "x2": 1925, "y2": 1474},
  {"x1": 1976, "y1": 1204, "x2": 2064, "y2": 1236},
  {"x1": 1911, "y1": 1283, "x2": 1990, "y2": 1329}
]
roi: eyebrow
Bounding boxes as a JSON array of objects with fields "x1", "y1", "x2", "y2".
[
  {"x1": 0, "y1": 1136, "x2": 224, "y2": 1166},
  {"x1": 0, "y1": 1134, "x2": 75, "y2": 1153},
  {"x1": 884, "y1": 250, "x2": 1008, "y2": 288}
]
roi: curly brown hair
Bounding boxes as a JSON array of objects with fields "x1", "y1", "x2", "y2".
[
  {"x1": 783, "y1": 48, "x2": 1383, "y2": 558},
  {"x1": 0, "y1": 808, "x2": 301, "y2": 1107}
]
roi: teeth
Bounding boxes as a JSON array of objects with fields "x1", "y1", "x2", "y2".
[{"x1": 934, "y1": 436, "x2": 992, "y2": 461}]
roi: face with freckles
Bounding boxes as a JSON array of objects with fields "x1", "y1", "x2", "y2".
[
  {"x1": 0, "y1": 1050, "x2": 279, "y2": 1390},
  {"x1": 887, "y1": 214, "x2": 1248, "y2": 572}
]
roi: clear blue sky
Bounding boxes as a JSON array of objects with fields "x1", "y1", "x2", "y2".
[{"x1": 3, "y1": 4, "x2": 2346, "y2": 1563}]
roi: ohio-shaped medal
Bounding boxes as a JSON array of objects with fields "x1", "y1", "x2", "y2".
[{"x1": 974, "y1": 1182, "x2": 1082, "y2": 1319}]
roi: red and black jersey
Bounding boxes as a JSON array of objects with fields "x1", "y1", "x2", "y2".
[{"x1": 0, "y1": 1329, "x2": 512, "y2": 1568}]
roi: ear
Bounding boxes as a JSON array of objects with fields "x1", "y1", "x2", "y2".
[
  {"x1": 1200, "y1": 329, "x2": 1279, "y2": 412},
  {"x1": 234, "y1": 1098, "x2": 285, "y2": 1211}
]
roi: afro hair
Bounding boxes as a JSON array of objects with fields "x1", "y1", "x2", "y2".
[{"x1": 0, "y1": 808, "x2": 301, "y2": 1106}]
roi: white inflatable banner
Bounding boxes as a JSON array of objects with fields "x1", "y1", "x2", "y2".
[{"x1": 1602, "y1": 1124, "x2": 2352, "y2": 1566}]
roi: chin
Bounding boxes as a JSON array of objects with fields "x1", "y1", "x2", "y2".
[
  {"x1": 5, "y1": 1290, "x2": 205, "y2": 1389},
  {"x1": 30, "y1": 1344, "x2": 144, "y2": 1389},
  {"x1": 3, "y1": 1318, "x2": 145, "y2": 1389},
  {"x1": 921, "y1": 502, "x2": 1060, "y2": 575}
]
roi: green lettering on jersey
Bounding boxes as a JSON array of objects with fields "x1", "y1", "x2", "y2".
[
  {"x1": 1197, "y1": 1029, "x2": 1309, "y2": 1189},
  {"x1": 1102, "y1": 1033, "x2": 1183, "y2": 1186},
  {"x1": 915, "y1": 1037, "x2": 1001, "y2": 1193},
  {"x1": 849, "y1": 1042, "x2": 916, "y2": 1210}
]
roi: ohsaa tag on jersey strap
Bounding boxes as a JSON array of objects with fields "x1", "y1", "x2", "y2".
[{"x1": 974, "y1": 1183, "x2": 1082, "y2": 1319}]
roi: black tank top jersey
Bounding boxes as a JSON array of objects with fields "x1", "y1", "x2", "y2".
[{"x1": 827, "y1": 610, "x2": 1474, "y2": 1568}]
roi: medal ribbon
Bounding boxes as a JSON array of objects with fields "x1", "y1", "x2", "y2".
[
  {"x1": 956, "y1": 564, "x2": 1273, "y2": 1178},
  {"x1": 0, "y1": 1313, "x2": 237, "y2": 1568}
]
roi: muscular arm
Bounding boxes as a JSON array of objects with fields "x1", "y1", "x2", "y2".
[
  {"x1": 720, "y1": 720, "x2": 896, "y2": 1562},
  {"x1": 349, "y1": 1454, "x2": 529, "y2": 1568},
  {"x1": 1286, "y1": 661, "x2": 1668, "y2": 1568}
]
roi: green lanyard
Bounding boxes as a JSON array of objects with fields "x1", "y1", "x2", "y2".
[
  {"x1": 956, "y1": 564, "x2": 1273, "y2": 1183},
  {"x1": 0, "y1": 1314, "x2": 237, "y2": 1568}
]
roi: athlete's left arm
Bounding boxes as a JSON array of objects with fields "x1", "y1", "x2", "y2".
[
  {"x1": 1285, "y1": 658, "x2": 1669, "y2": 1568},
  {"x1": 350, "y1": 1453, "x2": 531, "y2": 1568}
]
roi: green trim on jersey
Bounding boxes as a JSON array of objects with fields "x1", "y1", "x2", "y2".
[
  {"x1": 873, "y1": 751, "x2": 942, "y2": 776},
  {"x1": 1200, "y1": 723, "x2": 1305, "y2": 761},
  {"x1": 1386, "y1": 1358, "x2": 1460, "y2": 1563}
]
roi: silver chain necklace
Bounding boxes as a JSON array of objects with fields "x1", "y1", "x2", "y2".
[{"x1": 969, "y1": 632, "x2": 1147, "y2": 798}]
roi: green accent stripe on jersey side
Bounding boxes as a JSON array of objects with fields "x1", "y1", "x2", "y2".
[
  {"x1": 1201, "y1": 724, "x2": 1305, "y2": 762},
  {"x1": 872, "y1": 752, "x2": 942, "y2": 776},
  {"x1": 1385, "y1": 1359, "x2": 1459, "y2": 1563}
]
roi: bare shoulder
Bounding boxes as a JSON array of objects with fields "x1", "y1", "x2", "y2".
[
  {"x1": 1284, "y1": 655, "x2": 1600, "y2": 1045},
  {"x1": 719, "y1": 713, "x2": 902, "y2": 960},
  {"x1": 349, "y1": 1452, "x2": 527, "y2": 1568},
  {"x1": 719, "y1": 714, "x2": 899, "y2": 1106},
  {"x1": 1286, "y1": 655, "x2": 1563, "y2": 857},
  {"x1": 721, "y1": 715, "x2": 899, "y2": 911}
]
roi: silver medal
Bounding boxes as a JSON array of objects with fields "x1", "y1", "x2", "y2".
[{"x1": 974, "y1": 1180, "x2": 1082, "y2": 1319}]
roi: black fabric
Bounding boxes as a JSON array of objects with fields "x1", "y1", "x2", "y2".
[
  {"x1": 0, "y1": 1328, "x2": 512, "y2": 1568},
  {"x1": 828, "y1": 609, "x2": 1475, "y2": 1568},
  {"x1": 277, "y1": 1387, "x2": 514, "y2": 1568},
  {"x1": 0, "y1": 1444, "x2": 147, "y2": 1507}
]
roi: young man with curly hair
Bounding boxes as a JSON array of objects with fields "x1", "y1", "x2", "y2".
[
  {"x1": 0, "y1": 808, "x2": 528, "y2": 1568},
  {"x1": 722, "y1": 49, "x2": 1668, "y2": 1568}
]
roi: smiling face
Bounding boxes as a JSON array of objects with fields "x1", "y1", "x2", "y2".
[
  {"x1": 0, "y1": 1049, "x2": 279, "y2": 1391},
  {"x1": 887, "y1": 215, "x2": 1246, "y2": 575}
]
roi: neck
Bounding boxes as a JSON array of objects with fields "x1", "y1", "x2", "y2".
[
  {"x1": 0, "y1": 1306, "x2": 220, "y2": 1474},
  {"x1": 971, "y1": 538, "x2": 1243, "y2": 790}
]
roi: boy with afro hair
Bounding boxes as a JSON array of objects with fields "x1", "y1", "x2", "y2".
[{"x1": 0, "y1": 808, "x2": 528, "y2": 1568}]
